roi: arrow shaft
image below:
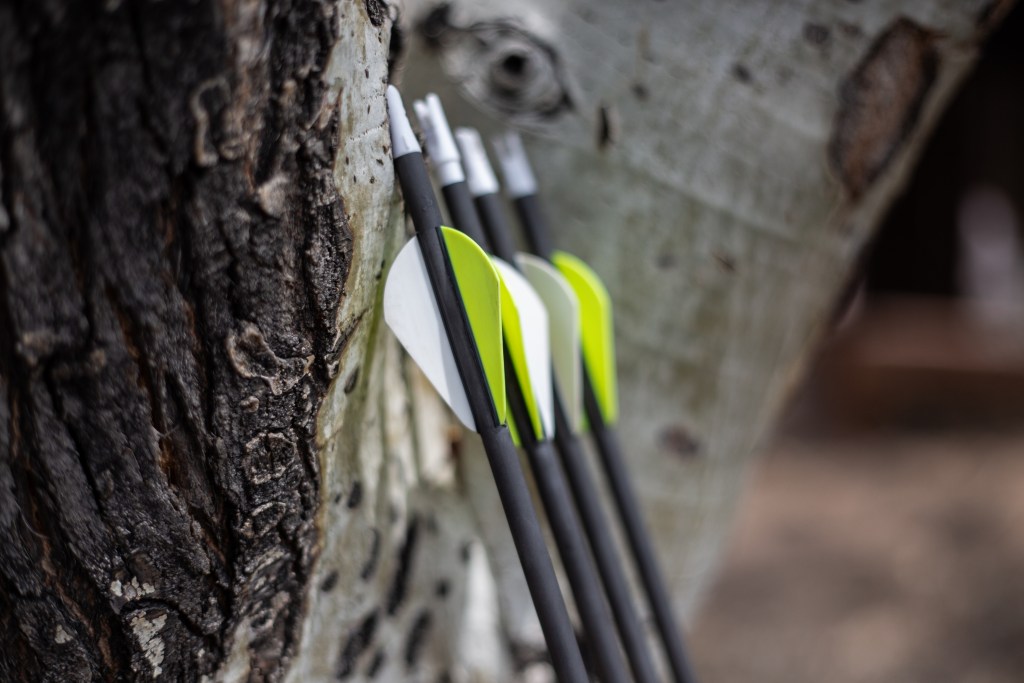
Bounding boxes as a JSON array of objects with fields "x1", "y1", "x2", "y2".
[
  {"x1": 441, "y1": 181, "x2": 488, "y2": 246},
  {"x1": 444, "y1": 177, "x2": 631, "y2": 683},
  {"x1": 504, "y1": 350, "x2": 632, "y2": 683},
  {"x1": 474, "y1": 190, "x2": 661, "y2": 683},
  {"x1": 478, "y1": 420, "x2": 588, "y2": 682},
  {"x1": 474, "y1": 192, "x2": 521, "y2": 265},
  {"x1": 512, "y1": 193, "x2": 556, "y2": 261},
  {"x1": 551, "y1": 384, "x2": 662, "y2": 683},
  {"x1": 392, "y1": 152, "x2": 588, "y2": 683},
  {"x1": 514, "y1": 191, "x2": 700, "y2": 683},
  {"x1": 584, "y1": 376, "x2": 700, "y2": 683}
]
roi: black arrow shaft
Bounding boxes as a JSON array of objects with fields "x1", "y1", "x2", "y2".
[
  {"x1": 393, "y1": 153, "x2": 587, "y2": 683},
  {"x1": 584, "y1": 378, "x2": 699, "y2": 683},
  {"x1": 512, "y1": 193, "x2": 556, "y2": 260},
  {"x1": 504, "y1": 351, "x2": 631, "y2": 683},
  {"x1": 552, "y1": 388, "x2": 662, "y2": 683},
  {"x1": 512, "y1": 190, "x2": 700, "y2": 683},
  {"x1": 475, "y1": 190, "x2": 661, "y2": 683},
  {"x1": 441, "y1": 182, "x2": 488, "y2": 246},
  {"x1": 443, "y1": 178, "x2": 631, "y2": 683}
]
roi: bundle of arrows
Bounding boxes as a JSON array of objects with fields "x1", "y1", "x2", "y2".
[{"x1": 384, "y1": 86, "x2": 699, "y2": 683}]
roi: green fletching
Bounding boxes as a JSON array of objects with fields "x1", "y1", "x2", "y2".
[
  {"x1": 496, "y1": 263, "x2": 545, "y2": 442},
  {"x1": 441, "y1": 227, "x2": 506, "y2": 425},
  {"x1": 552, "y1": 251, "x2": 618, "y2": 425}
]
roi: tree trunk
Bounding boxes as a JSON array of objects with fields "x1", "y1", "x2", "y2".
[
  {"x1": 0, "y1": 0, "x2": 1011, "y2": 681},
  {"x1": 0, "y1": 0, "x2": 398, "y2": 679},
  {"x1": 395, "y1": 0, "x2": 1014, "y2": 663}
]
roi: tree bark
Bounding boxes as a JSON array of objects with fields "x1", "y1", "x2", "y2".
[
  {"x1": 0, "y1": 0, "x2": 1013, "y2": 681},
  {"x1": 0, "y1": 0, "x2": 395, "y2": 679}
]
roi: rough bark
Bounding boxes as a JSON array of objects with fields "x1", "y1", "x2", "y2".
[
  {"x1": 0, "y1": 0, "x2": 1013, "y2": 681},
  {"x1": 0, "y1": 0, "x2": 390, "y2": 679}
]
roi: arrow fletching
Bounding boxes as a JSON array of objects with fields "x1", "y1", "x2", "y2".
[
  {"x1": 492, "y1": 258, "x2": 554, "y2": 444},
  {"x1": 551, "y1": 251, "x2": 619, "y2": 426},
  {"x1": 517, "y1": 253, "x2": 584, "y2": 434},
  {"x1": 383, "y1": 228, "x2": 506, "y2": 431}
]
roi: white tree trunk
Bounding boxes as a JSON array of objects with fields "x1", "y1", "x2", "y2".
[{"x1": 295, "y1": 1, "x2": 1009, "y2": 680}]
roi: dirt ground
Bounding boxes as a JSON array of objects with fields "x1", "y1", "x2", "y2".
[{"x1": 689, "y1": 431, "x2": 1024, "y2": 683}]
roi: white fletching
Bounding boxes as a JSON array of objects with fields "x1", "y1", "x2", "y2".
[
  {"x1": 517, "y1": 253, "x2": 583, "y2": 432},
  {"x1": 491, "y1": 258, "x2": 554, "y2": 439},
  {"x1": 384, "y1": 237, "x2": 476, "y2": 431}
]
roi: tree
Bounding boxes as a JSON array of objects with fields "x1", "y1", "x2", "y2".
[{"x1": 0, "y1": 0, "x2": 1011, "y2": 680}]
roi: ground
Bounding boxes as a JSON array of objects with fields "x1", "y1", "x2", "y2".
[{"x1": 692, "y1": 429, "x2": 1024, "y2": 683}]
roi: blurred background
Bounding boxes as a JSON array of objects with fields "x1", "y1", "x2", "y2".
[{"x1": 689, "y1": 4, "x2": 1024, "y2": 682}]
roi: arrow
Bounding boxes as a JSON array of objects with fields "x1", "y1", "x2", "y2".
[
  {"x1": 415, "y1": 94, "x2": 631, "y2": 683},
  {"x1": 383, "y1": 86, "x2": 588, "y2": 683},
  {"x1": 457, "y1": 127, "x2": 663, "y2": 683},
  {"x1": 413, "y1": 95, "x2": 553, "y2": 444},
  {"x1": 492, "y1": 130, "x2": 701, "y2": 683}
]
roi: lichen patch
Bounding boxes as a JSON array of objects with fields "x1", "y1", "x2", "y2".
[{"x1": 131, "y1": 612, "x2": 168, "y2": 679}]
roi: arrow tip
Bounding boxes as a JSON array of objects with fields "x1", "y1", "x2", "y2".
[{"x1": 386, "y1": 85, "x2": 420, "y2": 158}]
